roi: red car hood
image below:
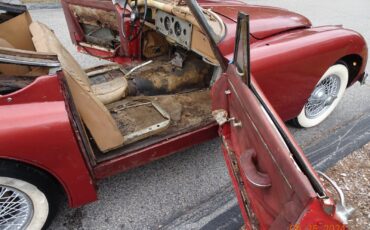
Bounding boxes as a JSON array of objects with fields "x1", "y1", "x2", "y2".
[{"x1": 200, "y1": 1, "x2": 312, "y2": 39}]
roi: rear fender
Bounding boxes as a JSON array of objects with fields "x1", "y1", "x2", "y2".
[{"x1": 0, "y1": 75, "x2": 97, "y2": 207}]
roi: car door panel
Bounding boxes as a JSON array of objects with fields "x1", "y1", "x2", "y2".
[
  {"x1": 211, "y1": 12, "x2": 345, "y2": 229},
  {"x1": 61, "y1": 0, "x2": 140, "y2": 62},
  {"x1": 213, "y1": 69, "x2": 318, "y2": 228}
]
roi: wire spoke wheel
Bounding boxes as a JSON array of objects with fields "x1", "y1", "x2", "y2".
[
  {"x1": 0, "y1": 185, "x2": 33, "y2": 230},
  {"x1": 295, "y1": 64, "x2": 349, "y2": 128},
  {"x1": 305, "y1": 74, "x2": 341, "y2": 119}
]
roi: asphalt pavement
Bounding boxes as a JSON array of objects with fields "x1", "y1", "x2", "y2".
[{"x1": 23, "y1": 0, "x2": 370, "y2": 229}]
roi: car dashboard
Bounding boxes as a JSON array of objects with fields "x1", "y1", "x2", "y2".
[
  {"x1": 155, "y1": 10, "x2": 193, "y2": 49},
  {"x1": 144, "y1": 1, "x2": 226, "y2": 65}
]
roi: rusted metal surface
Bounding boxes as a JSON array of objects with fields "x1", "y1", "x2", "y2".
[
  {"x1": 110, "y1": 100, "x2": 171, "y2": 145},
  {"x1": 142, "y1": 30, "x2": 169, "y2": 58},
  {"x1": 127, "y1": 55, "x2": 213, "y2": 95},
  {"x1": 93, "y1": 123, "x2": 219, "y2": 179},
  {"x1": 69, "y1": 4, "x2": 122, "y2": 49},
  {"x1": 69, "y1": 4, "x2": 119, "y2": 31},
  {"x1": 221, "y1": 135, "x2": 259, "y2": 229}
]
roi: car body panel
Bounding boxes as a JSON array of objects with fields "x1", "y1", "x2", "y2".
[
  {"x1": 0, "y1": 75, "x2": 97, "y2": 207},
  {"x1": 216, "y1": 23, "x2": 367, "y2": 120},
  {"x1": 93, "y1": 123, "x2": 219, "y2": 179},
  {"x1": 249, "y1": 26, "x2": 368, "y2": 120},
  {"x1": 199, "y1": 0, "x2": 312, "y2": 39}
]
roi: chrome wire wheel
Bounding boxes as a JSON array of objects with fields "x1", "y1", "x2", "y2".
[
  {"x1": 0, "y1": 185, "x2": 33, "y2": 230},
  {"x1": 305, "y1": 74, "x2": 341, "y2": 119},
  {"x1": 0, "y1": 177, "x2": 49, "y2": 230},
  {"x1": 296, "y1": 64, "x2": 349, "y2": 128}
]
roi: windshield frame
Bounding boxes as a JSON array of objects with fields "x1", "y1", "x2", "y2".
[{"x1": 186, "y1": 0, "x2": 228, "y2": 71}]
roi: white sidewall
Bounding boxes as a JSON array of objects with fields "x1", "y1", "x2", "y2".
[
  {"x1": 0, "y1": 176, "x2": 49, "y2": 230},
  {"x1": 297, "y1": 64, "x2": 349, "y2": 128}
]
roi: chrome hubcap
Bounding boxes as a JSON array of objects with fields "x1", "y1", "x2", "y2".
[
  {"x1": 305, "y1": 74, "x2": 341, "y2": 119},
  {"x1": 0, "y1": 185, "x2": 33, "y2": 230}
]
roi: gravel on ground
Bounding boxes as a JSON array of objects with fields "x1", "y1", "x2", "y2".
[{"x1": 324, "y1": 143, "x2": 370, "y2": 229}]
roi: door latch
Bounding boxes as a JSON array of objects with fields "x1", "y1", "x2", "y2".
[
  {"x1": 212, "y1": 109, "x2": 242, "y2": 128},
  {"x1": 229, "y1": 117, "x2": 243, "y2": 127}
]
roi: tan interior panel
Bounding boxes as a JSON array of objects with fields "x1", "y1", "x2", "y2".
[
  {"x1": 65, "y1": 72, "x2": 125, "y2": 152},
  {"x1": 29, "y1": 22, "x2": 125, "y2": 152},
  {"x1": 30, "y1": 21, "x2": 128, "y2": 102},
  {"x1": 91, "y1": 77, "x2": 128, "y2": 104},
  {"x1": 0, "y1": 12, "x2": 35, "y2": 51},
  {"x1": 0, "y1": 38, "x2": 31, "y2": 75},
  {"x1": 191, "y1": 27, "x2": 218, "y2": 64},
  {"x1": 30, "y1": 22, "x2": 92, "y2": 90}
]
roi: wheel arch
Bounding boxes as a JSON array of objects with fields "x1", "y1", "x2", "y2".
[
  {"x1": 0, "y1": 157, "x2": 68, "y2": 203},
  {"x1": 336, "y1": 54, "x2": 363, "y2": 86}
]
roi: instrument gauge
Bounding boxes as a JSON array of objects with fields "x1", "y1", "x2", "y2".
[
  {"x1": 174, "y1": 21, "x2": 182, "y2": 37},
  {"x1": 164, "y1": 16, "x2": 171, "y2": 31}
]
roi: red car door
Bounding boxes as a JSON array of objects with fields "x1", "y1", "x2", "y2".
[
  {"x1": 61, "y1": 0, "x2": 141, "y2": 63},
  {"x1": 212, "y1": 13, "x2": 349, "y2": 229}
]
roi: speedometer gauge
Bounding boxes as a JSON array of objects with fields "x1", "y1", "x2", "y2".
[
  {"x1": 164, "y1": 17, "x2": 171, "y2": 31},
  {"x1": 174, "y1": 21, "x2": 182, "y2": 37}
]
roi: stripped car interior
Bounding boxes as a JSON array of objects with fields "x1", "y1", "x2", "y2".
[{"x1": 0, "y1": 1, "x2": 225, "y2": 159}]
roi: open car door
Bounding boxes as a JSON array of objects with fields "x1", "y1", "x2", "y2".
[
  {"x1": 211, "y1": 13, "x2": 352, "y2": 229},
  {"x1": 60, "y1": 0, "x2": 141, "y2": 63}
]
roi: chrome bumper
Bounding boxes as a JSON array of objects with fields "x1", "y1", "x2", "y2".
[
  {"x1": 318, "y1": 171, "x2": 355, "y2": 225},
  {"x1": 360, "y1": 72, "x2": 368, "y2": 85}
]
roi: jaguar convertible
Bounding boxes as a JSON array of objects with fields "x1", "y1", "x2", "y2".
[{"x1": 0, "y1": 0, "x2": 367, "y2": 229}]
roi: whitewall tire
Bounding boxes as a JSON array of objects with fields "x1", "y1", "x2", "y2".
[
  {"x1": 295, "y1": 64, "x2": 349, "y2": 128},
  {"x1": 0, "y1": 177, "x2": 49, "y2": 230},
  {"x1": 0, "y1": 161, "x2": 63, "y2": 230}
]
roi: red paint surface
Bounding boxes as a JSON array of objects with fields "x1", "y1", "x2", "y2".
[
  {"x1": 201, "y1": 0, "x2": 312, "y2": 39},
  {"x1": 0, "y1": 75, "x2": 97, "y2": 207},
  {"x1": 296, "y1": 199, "x2": 345, "y2": 230},
  {"x1": 94, "y1": 124, "x2": 219, "y2": 179},
  {"x1": 212, "y1": 65, "x2": 346, "y2": 228},
  {"x1": 249, "y1": 26, "x2": 368, "y2": 120}
]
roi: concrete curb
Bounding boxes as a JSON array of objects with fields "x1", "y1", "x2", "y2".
[{"x1": 160, "y1": 110, "x2": 370, "y2": 230}]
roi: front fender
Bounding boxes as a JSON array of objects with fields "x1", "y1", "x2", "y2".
[
  {"x1": 0, "y1": 76, "x2": 97, "y2": 207},
  {"x1": 250, "y1": 26, "x2": 368, "y2": 120}
]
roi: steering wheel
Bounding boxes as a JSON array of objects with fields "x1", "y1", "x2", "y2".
[{"x1": 113, "y1": 0, "x2": 148, "y2": 41}]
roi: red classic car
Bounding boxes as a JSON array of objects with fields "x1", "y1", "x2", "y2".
[{"x1": 0, "y1": 0, "x2": 365, "y2": 229}]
